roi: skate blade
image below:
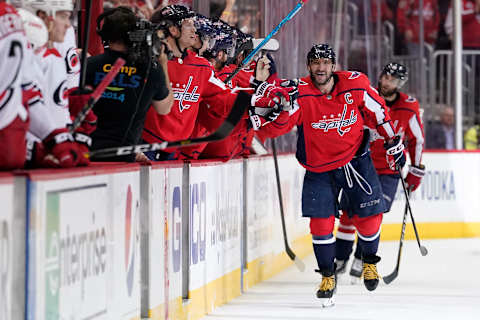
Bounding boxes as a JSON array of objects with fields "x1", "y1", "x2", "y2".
[
  {"x1": 319, "y1": 297, "x2": 335, "y2": 308},
  {"x1": 350, "y1": 276, "x2": 361, "y2": 285}
]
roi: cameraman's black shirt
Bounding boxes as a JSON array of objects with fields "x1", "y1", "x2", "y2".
[{"x1": 86, "y1": 49, "x2": 168, "y2": 161}]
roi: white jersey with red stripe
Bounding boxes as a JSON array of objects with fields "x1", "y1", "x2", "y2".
[
  {"x1": 0, "y1": 3, "x2": 28, "y2": 130},
  {"x1": 369, "y1": 91, "x2": 425, "y2": 174},
  {"x1": 36, "y1": 47, "x2": 74, "y2": 128}
]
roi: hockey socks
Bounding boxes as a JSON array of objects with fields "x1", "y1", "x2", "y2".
[{"x1": 312, "y1": 234, "x2": 335, "y2": 272}]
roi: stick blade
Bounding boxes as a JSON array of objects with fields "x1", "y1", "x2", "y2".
[
  {"x1": 420, "y1": 246, "x2": 428, "y2": 256},
  {"x1": 293, "y1": 257, "x2": 306, "y2": 272},
  {"x1": 383, "y1": 270, "x2": 398, "y2": 284}
]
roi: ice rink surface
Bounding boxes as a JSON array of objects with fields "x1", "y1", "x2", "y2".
[{"x1": 202, "y1": 238, "x2": 480, "y2": 320}]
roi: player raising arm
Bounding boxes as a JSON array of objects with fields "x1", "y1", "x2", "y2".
[{"x1": 255, "y1": 44, "x2": 405, "y2": 306}]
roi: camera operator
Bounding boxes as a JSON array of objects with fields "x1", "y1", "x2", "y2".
[{"x1": 85, "y1": 6, "x2": 173, "y2": 162}]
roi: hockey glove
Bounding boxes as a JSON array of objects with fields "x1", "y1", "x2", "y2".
[
  {"x1": 73, "y1": 130, "x2": 92, "y2": 166},
  {"x1": 405, "y1": 164, "x2": 425, "y2": 191},
  {"x1": 69, "y1": 89, "x2": 97, "y2": 134},
  {"x1": 42, "y1": 128, "x2": 79, "y2": 168},
  {"x1": 248, "y1": 106, "x2": 282, "y2": 131},
  {"x1": 384, "y1": 135, "x2": 406, "y2": 171},
  {"x1": 279, "y1": 79, "x2": 299, "y2": 111},
  {"x1": 251, "y1": 81, "x2": 290, "y2": 110}
]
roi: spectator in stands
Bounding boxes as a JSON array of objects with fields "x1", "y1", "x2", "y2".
[
  {"x1": 444, "y1": 0, "x2": 480, "y2": 49},
  {"x1": 426, "y1": 105, "x2": 455, "y2": 149},
  {"x1": 396, "y1": 0, "x2": 440, "y2": 56},
  {"x1": 464, "y1": 115, "x2": 480, "y2": 150}
]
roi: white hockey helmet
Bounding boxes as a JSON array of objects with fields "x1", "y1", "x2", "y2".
[
  {"x1": 11, "y1": 0, "x2": 73, "y2": 16},
  {"x1": 17, "y1": 7, "x2": 48, "y2": 49}
]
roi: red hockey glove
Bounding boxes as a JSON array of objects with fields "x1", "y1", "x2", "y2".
[
  {"x1": 248, "y1": 106, "x2": 282, "y2": 131},
  {"x1": 69, "y1": 89, "x2": 97, "y2": 134},
  {"x1": 73, "y1": 130, "x2": 92, "y2": 166},
  {"x1": 405, "y1": 164, "x2": 425, "y2": 191},
  {"x1": 384, "y1": 135, "x2": 406, "y2": 171},
  {"x1": 42, "y1": 128, "x2": 79, "y2": 168},
  {"x1": 251, "y1": 81, "x2": 290, "y2": 109}
]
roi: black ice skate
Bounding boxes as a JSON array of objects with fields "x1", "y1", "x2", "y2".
[
  {"x1": 335, "y1": 259, "x2": 348, "y2": 275},
  {"x1": 362, "y1": 255, "x2": 381, "y2": 291},
  {"x1": 315, "y1": 269, "x2": 336, "y2": 307},
  {"x1": 349, "y1": 257, "x2": 362, "y2": 284}
]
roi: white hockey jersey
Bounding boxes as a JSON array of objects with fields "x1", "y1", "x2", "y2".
[{"x1": 0, "y1": 3, "x2": 28, "y2": 130}]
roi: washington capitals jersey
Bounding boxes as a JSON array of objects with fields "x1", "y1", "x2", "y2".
[
  {"x1": 175, "y1": 64, "x2": 254, "y2": 160},
  {"x1": 263, "y1": 71, "x2": 395, "y2": 173},
  {"x1": 0, "y1": 3, "x2": 28, "y2": 130},
  {"x1": 142, "y1": 50, "x2": 238, "y2": 144},
  {"x1": 370, "y1": 91, "x2": 424, "y2": 174}
]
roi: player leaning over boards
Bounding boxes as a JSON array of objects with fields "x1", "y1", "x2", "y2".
[
  {"x1": 257, "y1": 44, "x2": 404, "y2": 306},
  {"x1": 335, "y1": 62, "x2": 426, "y2": 282}
]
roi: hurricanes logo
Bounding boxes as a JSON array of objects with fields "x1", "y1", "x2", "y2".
[
  {"x1": 173, "y1": 76, "x2": 200, "y2": 112},
  {"x1": 125, "y1": 185, "x2": 138, "y2": 297},
  {"x1": 53, "y1": 79, "x2": 69, "y2": 107},
  {"x1": 65, "y1": 48, "x2": 80, "y2": 74},
  {"x1": 311, "y1": 104, "x2": 357, "y2": 136}
]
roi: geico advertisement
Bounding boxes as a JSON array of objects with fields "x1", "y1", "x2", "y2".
[
  {"x1": 44, "y1": 184, "x2": 108, "y2": 320},
  {"x1": 0, "y1": 181, "x2": 13, "y2": 320},
  {"x1": 188, "y1": 162, "x2": 242, "y2": 290},
  {"x1": 385, "y1": 152, "x2": 480, "y2": 223}
]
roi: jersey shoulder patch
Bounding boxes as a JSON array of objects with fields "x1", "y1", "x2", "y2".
[{"x1": 405, "y1": 95, "x2": 417, "y2": 103}]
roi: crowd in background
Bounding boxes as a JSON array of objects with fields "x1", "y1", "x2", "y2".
[{"x1": 1, "y1": 0, "x2": 479, "y2": 172}]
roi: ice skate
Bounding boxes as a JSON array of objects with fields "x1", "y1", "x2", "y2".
[
  {"x1": 349, "y1": 257, "x2": 362, "y2": 284},
  {"x1": 315, "y1": 269, "x2": 336, "y2": 307},
  {"x1": 362, "y1": 255, "x2": 381, "y2": 291},
  {"x1": 335, "y1": 259, "x2": 348, "y2": 275}
]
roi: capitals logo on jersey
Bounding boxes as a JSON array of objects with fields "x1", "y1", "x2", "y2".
[
  {"x1": 311, "y1": 104, "x2": 358, "y2": 136},
  {"x1": 172, "y1": 76, "x2": 200, "y2": 112}
]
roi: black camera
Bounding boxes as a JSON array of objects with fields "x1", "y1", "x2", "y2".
[{"x1": 127, "y1": 19, "x2": 173, "y2": 64}]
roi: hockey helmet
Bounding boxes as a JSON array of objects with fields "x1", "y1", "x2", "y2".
[
  {"x1": 381, "y1": 62, "x2": 408, "y2": 87},
  {"x1": 17, "y1": 7, "x2": 48, "y2": 48},
  {"x1": 12, "y1": 0, "x2": 73, "y2": 16},
  {"x1": 154, "y1": 5, "x2": 195, "y2": 28},
  {"x1": 307, "y1": 43, "x2": 336, "y2": 65}
]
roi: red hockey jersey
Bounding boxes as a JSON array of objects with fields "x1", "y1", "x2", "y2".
[
  {"x1": 142, "y1": 51, "x2": 237, "y2": 146},
  {"x1": 176, "y1": 63, "x2": 255, "y2": 160},
  {"x1": 370, "y1": 91, "x2": 424, "y2": 174},
  {"x1": 262, "y1": 71, "x2": 395, "y2": 173}
]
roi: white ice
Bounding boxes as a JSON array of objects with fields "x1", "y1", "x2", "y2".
[{"x1": 202, "y1": 238, "x2": 480, "y2": 320}]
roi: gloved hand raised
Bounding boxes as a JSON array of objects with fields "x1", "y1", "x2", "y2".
[{"x1": 384, "y1": 135, "x2": 406, "y2": 171}]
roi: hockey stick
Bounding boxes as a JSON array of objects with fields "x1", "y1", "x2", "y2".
[
  {"x1": 88, "y1": 0, "x2": 309, "y2": 159},
  {"x1": 383, "y1": 192, "x2": 409, "y2": 284},
  {"x1": 272, "y1": 139, "x2": 305, "y2": 272},
  {"x1": 398, "y1": 167, "x2": 428, "y2": 256},
  {"x1": 78, "y1": 0, "x2": 93, "y2": 90},
  {"x1": 70, "y1": 57, "x2": 126, "y2": 132},
  {"x1": 87, "y1": 90, "x2": 248, "y2": 159},
  {"x1": 384, "y1": 170, "x2": 428, "y2": 284},
  {"x1": 224, "y1": 0, "x2": 309, "y2": 84}
]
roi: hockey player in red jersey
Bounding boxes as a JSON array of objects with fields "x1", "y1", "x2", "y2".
[
  {"x1": 335, "y1": 62, "x2": 426, "y2": 281},
  {"x1": 142, "y1": 5, "x2": 290, "y2": 161},
  {"x1": 256, "y1": 44, "x2": 405, "y2": 306}
]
